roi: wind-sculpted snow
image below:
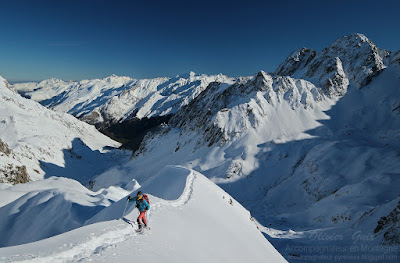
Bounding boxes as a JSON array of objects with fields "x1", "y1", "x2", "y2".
[
  {"x1": 87, "y1": 165, "x2": 194, "y2": 224},
  {"x1": 0, "y1": 177, "x2": 137, "y2": 247},
  {"x1": 0, "y1": 166, "x2": 287, "y2": 263}
]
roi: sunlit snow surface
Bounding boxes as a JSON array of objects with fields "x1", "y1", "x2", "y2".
[
  {"x1": 0, "y1": 166, "x2": 286, "y2": 263},
  {"x1": 2, "y1": 34, "x2": 400, "y2": 262}
]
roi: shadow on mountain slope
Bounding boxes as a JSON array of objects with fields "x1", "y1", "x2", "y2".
[
  {"x1": 41, "y1": 138, "x2": 128, "y2": 188},
  {"x1": 99, "y1": 115, "x2": 172, "y2": 151},
  {"x1": 216, "y1": 68, "x2": 400, "y2": 261}
]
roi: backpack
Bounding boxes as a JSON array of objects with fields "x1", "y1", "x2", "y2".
[
  {"x1": 143, "y1": 194, "x2": 150, "y2": 204},
  {"x1": 136, "y1": 194, "x2": 150, "y2": 209}
]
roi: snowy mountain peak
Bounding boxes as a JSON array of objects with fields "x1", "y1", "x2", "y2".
[
  {"x1": 38, "y1": 78, "x2": 65, "y2": 85},
  {"x1": 175, "y1": 71, "x2": 197, "y2": 79},
  {"x1": 126, "y1": 34, "x2": 400, "y2": 261},
  {"x1": 330, "y1": 33, "x2": 374, "y2": 48},
  {"x1": 276, "y1": 33, "x2": 390, "y2": 96},
  {"x1": 275, "y1": 48, "x2": 316, "y2": 76},
  {"x1": 251, "y1": 70, "x2": 265, "y2": 82},
  {"x1": 249, "y1": 70, "x2": 273, "y2": 90},
  {"x1": 102, "y1": 74, "x2": 133, "y2": 84}
]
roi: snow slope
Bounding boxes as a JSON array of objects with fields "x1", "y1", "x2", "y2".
[
  {"x1": 0, "y1": 166, "x2": 286, "y2": 263},
  {"x1": 0, "y1": 176, "x2": 139, "y2": 247},
  {"x1": 3, "y1": 33, "x2": 399, "y2": 262},
  {"x1": 0, "y1": 75, "x2": 129, "y2": 185},
  {"x1": 102, "y1": 34, "x2": 400, "y2": 261},
  {"x1": 13, "y1": 72, "x2": 237, "y2": 125}
]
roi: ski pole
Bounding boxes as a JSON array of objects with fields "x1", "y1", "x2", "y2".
[{"x1": 122, "y1": 198, "x2": 129, "y2": 218}]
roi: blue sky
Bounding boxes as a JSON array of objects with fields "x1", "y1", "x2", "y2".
[{"x1": 0, "y1": 0, "x2": 399, "y2": 82}]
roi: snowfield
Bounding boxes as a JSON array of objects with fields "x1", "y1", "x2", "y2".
[
  {"x1": 1, "y1": 33, "x2": 399, "y2": 262},
  {"x1": 89, "y1": 34, "x2": 400, "y2": 261},
  {"x1": 0, "y1": 166, "x2": 287, "y2": 263}
]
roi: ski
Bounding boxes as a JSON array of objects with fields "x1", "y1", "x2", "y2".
[{"x1": 121, "y1": 217, "x2": 135, "y2": 228}]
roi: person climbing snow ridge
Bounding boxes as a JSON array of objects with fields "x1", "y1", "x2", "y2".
[{"x1": 127, "y1": 191, "x2": 150, "y2": 230}]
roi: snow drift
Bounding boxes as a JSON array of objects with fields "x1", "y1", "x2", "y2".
[
  {"x1": 0, "y1": 177, "x2": 112, "y2": 247},
  {"x1": 0, "y1": 166, "x2": 287, "y2": 263}
]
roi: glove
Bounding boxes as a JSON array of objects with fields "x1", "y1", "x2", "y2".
[{"x1": 127, "y1": 196, "x2": 131, "y2": 200}]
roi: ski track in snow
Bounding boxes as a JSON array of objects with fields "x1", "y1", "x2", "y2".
[
  {"x1": 251, "y1": 217, "x2": 305, "y2": 239},
  {"x1": 13, "y1": 225, "x2": 132, "y2": 263},
  {"x1": 6, "y1": 171, "x2": 197, "y2": 263}
]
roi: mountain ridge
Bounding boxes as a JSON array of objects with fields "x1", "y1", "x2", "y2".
[
  {"x1": 4, "y1": 33, "x2": 400, "y2": 261},
  {"x1": 115, "y1": 33, "x2": 400, "y2": 260}
]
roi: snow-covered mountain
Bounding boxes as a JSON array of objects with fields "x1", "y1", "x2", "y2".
[
  {"x1": 100, "y1": 33, "x2": 399, "y2": 261},
  {"x1": 276, "y1": 33, "x2": 390, "y2": 96},
  {"x1": 0, "y1": 166, "x2": 287, "y2": 263},
  {"x1": 13, "y1": 72, "x2": 237, "y2": 126},
  {"x1": 1, "y1": 75, "x2": 286, "y2": 262},
  {"x1": 13, "y1": 78, "x2": 77, "y2": 102},
  {"x1": 0, "y1": 75, "x2": 129, "y2": 185},
  {"x1": 2, "y1": 33, "x2": 399, "y2": 262}
]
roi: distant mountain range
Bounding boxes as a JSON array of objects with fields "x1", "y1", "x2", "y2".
[
  {"x1": 8, "y1": 33, "x2": 400, "y2": 261},
  {"x1": 13, "y1": 72, "x2": 238, "y2": 125}
]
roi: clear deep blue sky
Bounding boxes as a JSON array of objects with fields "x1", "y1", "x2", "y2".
[{"x1": 0, "y1": 0, "x2": 399, "y2": 82}]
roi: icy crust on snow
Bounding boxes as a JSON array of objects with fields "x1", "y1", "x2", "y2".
[
  {"x1": 13, "y1": 72, "x2": 237, "y2": 125},
  {"x1": 0, "y1": 75, "x2": 125, "y2": 184},
  {"x1": 0, "y1": 166, "x2": 287, "y2": 263}
]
